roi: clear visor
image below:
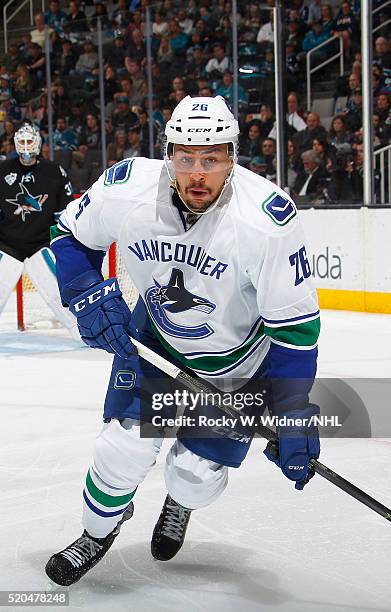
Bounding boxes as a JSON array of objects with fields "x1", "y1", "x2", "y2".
[{"x1": 170, "y1": 147, "x2": 233, "y2": 175}]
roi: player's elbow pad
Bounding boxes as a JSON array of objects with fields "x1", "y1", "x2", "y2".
[{"x1": 61, "y1": 270, "x2": 104, "y2": 306}]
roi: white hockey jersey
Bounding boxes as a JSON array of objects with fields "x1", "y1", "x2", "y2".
[{"x1": 58, "y1": 157, "x2": 320, "y2": 381}]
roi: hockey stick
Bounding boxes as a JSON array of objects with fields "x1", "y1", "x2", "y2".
[{"x1": 131, "y1": 336, "x2": 391, "y2": 523}]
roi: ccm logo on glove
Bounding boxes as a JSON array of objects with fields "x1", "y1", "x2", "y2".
[{"x1": 72, "y1": 281, "x2": 117, "y2": 312}]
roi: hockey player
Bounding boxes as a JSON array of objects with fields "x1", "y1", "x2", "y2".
[
  {"x1": 46, "y1": 96, "x2": 320, "y2": 586},
  {"x1": 0, "y1": 121, "x2": 78, "y2": 335}
]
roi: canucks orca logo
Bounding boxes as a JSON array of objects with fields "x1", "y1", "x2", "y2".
[
  {"x1": 146, "y1": 268, "x2": 216, "y2": 339},
  {"x1": 6, "y1": 182, "x2": 48, "y2": 222}
]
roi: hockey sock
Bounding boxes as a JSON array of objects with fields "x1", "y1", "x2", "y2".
[{"x1": 82, "y1": 467, "x2": 136, "y2": 539}]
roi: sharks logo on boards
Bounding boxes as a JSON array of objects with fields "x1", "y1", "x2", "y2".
[
  {"x1": 145, "y1": 268, "x2": 216, "y2": 339},
  {"x1": 6, "y1": 182, "x2": 48, "y2": 221}
]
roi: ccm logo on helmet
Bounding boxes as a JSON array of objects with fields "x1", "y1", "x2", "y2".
[
  {"x1": 73, "y1": 281, "x2": 116, "y2": 312},
  {"x1": 188, "y1": 128, "x2": 212, "y2": 132}
]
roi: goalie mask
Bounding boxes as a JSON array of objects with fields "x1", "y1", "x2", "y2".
[
  {"x1": 164, "y1": 96, "x2": 239, "y2": 213},
  {"x1": 14, "y1": 123, "x2": 42, "y2": 165}
]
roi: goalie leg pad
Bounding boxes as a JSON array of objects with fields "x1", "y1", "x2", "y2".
[
  {"x1": 0, "y1": 250, "x2": 24, "y2": 316},
  {"x1": 24, "y1": 247, "x2": 79, "y2": 333},
  {"x1": 164, "y1": 440, "x2": 228, "y2": 510},
  {"x1": 83, "y1": 418, "x2": 164, "y2": 538}
]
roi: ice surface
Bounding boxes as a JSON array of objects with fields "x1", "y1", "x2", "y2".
[{"x1": 1, "y1": 309, "x2": 391, "y2": 612}]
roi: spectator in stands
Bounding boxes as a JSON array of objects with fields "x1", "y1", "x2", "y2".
[
  {"x1": 79, "y1": 113, "x2": 101, "y2": 151},
  {"x1": 158, "y1": 36, "x2": 174, "y2": 69},
  {"x1": 285, "y1": 91, "x2": 307, "y2": 133},
  {"x1": 205, "y1": 43, "x2": 230, "y2": 77},
  {"x1": 67, "y1": 102, "x2": 85, "y2": 140},
  {"x1": 112, "y1": 0, "x2": 131, "y2": 29},
  {"x1": 103, "y1": 66, "x2": 120, "y2": 104},
  {"x1": 75, "y1": 41, "x2": 98, "y2": 76},
  {"x1": 4, "y1": 43, "x2": 23, "y2": 76},
  {"x1": 153, "y1": 12, "x2": 169, "y2": 37},
  {"x1": 287, "y1": 137, "x2": 302, "y2": 190},
  {"x1": 53, "y1": 116, "x2": 78, "y2": 151},
  {"x1": 312, "y1": 135, "x2": 333, "y2": 170},
  {"x1": 373, "y1": 37, "x2": 391, "y2": 68},
  {"x1": 44, "y1": 0, "x2": 67, "y2": 33},
  {"x1": 328, "y1": 114, "x2": 353, "y2": 149},
  {"x1": 256, "y1": 12, "x2": 274, "y2": 46},
  {"x1": 90, "y1": 3, "x2": 111, "y2": 30},
  {"x1": 216, "y1": 71, "x2": 248, "y2": 108},
  {"x1": 295, "y1": 112, "x2": 327, "y2": 153},
  {"x1": 185, "y1": 46, "x2": 207, "y2": 80},
  {"x1": 173, "y1": 89, "x2": 187, "y2": 102},
  {"x1": 333, "y1": 1, "x2": 358, "y2": 60},
  {"x1": 169, "y1": 76, "x2": 187, "y2": 102},
  {"x1": 302, "y1": 20, "x2": 331, "y2": 64},
  {"x1": 124, "y1": 59, "x2": 144, "y2": 96},
  {"x1": 105, "y1": 35, "x2": 127, "y2": 71},
  {"x1": 0, "y1": 119, "x2": 16, "y2": 152},
  {"x1": 54, "y1": 39, "x2": 78, "y2": 77},
  {"x1": 31, "y1": 13, "x2": 54, "y2": 49},
  {"x1": 106, "y1": 130, "x2": 127, "y2": 166},
  {"x1": 246, "y1": 104, "x2": 275, "y2": 138},
  {"x1": 344, "y1": 87, "x2": 362, "y2": 131},
  {"x1": 177, "y1": 8, "x2": 194, "y2": 35},
  {"x1": 64, "y1": 1, "x2": 87, "y2": 34},
  {"x1": 116, "y1": 77, "x2": 142, "y2": 107},
  {"x1": 127, "y1": 30, "x2": 147, "y2": 66},
  {"x1": 259, "y1": 138, "x2": 277, "y2": 180},
  {"x1": 286, "y1": 18, "x2": 304, "y2": 52},
  {"x1": 111, "y1": 95, "x2": 138, "y2": 131},
  {"x1": 53, "y1": 83, "x2": 71, "y2": 118},
  {"x1": 326, "y1": 145, "x2": 355, "y2": 202},
  {"x1": 347, "y1": 142, "x2": 380, "y2": 202},
  {"x1": 0, "y1": 75, "x2": 12, "y2": 102},
  {"x1": 375, "y1": 94, "x2": 390, "y2": 124},
  {"x1": 168, "y1": 20, "x2": 189, "y2": 58},
  {"x1": 320, "y1": 4, "x2": 335, "y2": 37},
  {"x1": 25, "y1": 43, "x2": 45, "y2": 90},
  {"x1": 12, "y1": 64, "x2": 31, "y2": 104},
  {"x1": 293, "y1": 149, "x2": 328, "y2": 197},
  {"x1": 126, "y1": 11, "x2": 143, "y2": 40},
  {"x1": 105, "y1": 118, "x2": 115, "y2": 146},
  {"x1": 124, "y1": 125, "x2": 143, "y2": 158},
  {"x1": 239, "y1": 122, "x2": 263, "y2": 161},
  {"x1": 155, "y1": 105, "x2": 172, "y2": 157},
  {"x1": 308, "y1": 0, "x2": 322, "y2": 25}
]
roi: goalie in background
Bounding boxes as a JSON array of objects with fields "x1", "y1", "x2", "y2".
[{"x1": 0, "y1": 121, "x2": 78, "y2": 336}]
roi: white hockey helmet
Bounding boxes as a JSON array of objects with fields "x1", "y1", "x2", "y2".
[
  {"x1": 14, "y1": 122, "x2": 42, "y2": 165},
  {"x1": 164, "y1": 95, "x2": 239, "y2": 180}
]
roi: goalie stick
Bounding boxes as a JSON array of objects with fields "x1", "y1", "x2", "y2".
[{"x1": 131, "y1": 336, "x2": 391, "y2": 523}]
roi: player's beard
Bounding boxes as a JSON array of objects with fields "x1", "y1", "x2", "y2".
[{"x1": 181, "y1": 182, "x2": 214, "y2": 213}]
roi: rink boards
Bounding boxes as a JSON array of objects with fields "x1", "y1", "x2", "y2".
[{"x1": 300, "y1": 207, "x2": 391, "y2": 313}]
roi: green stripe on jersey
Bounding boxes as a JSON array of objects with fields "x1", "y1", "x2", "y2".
[
  {"x1": 50, "y1": 224, "x2": 70, "y2": 240},
  {"x1": 150, "y1": 319, "x2": 265, "y2": 374},
  {"x1": 264, "y1": 317, "x2": 320, "y2": 347},
  {"x1": 86, "y1": 470, "x2": 135, "y2": 508}
]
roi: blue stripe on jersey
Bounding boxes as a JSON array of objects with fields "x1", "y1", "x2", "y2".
[{"x1": 262, "y1": 310, "x2": 320, "y2": 325}]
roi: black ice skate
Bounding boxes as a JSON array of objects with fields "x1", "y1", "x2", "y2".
[
  {"x1": 45, "y1": 503, "x2": 134, "y2": 586},
  {"x1": 151, "y1": 495, "x2": 192, "y2": 561}
]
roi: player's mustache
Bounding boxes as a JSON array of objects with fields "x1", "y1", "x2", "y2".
[{"x1": 186, "y1": 183, "x2": 211, "y2": 193}]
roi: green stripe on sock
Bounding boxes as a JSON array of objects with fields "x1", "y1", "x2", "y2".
[
  {"x1": 264, "y1": 317, "x2": 320, "y2": 347},
  {"x1": 86, "y1": 470, "x2": 135, "y2": 508}
]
